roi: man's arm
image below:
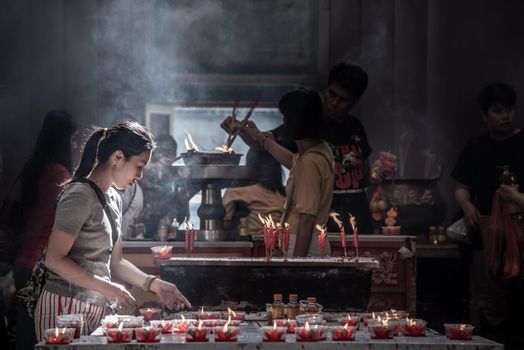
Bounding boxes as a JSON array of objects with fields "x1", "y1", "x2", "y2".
[
  {"x1": 293, "y1": 213, "x2": 317, "y2": 257},
  {"x1": 455, "y1": 183, "x2": 480, "y2": 228}
]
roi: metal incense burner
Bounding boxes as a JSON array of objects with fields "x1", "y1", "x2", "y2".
[{"x1": 170, "y1": 155, "x2": 271, "y2": 241}]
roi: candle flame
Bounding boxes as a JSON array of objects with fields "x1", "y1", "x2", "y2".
[
  {"x1": 227, "y1": 307, "x2": 236, "y2": 318},
  {"x1": 347, "y1": 314, "x2": 351, "y2": 320},
  {"x1": 459, "y1": 324, "x2": 466, "y2": 331},
  {"x1": 55, "y1": 327, "x2": 59, "y2": 337},
  {"x1": 329, "y1": 212, "x2": 344, "y2": 229},
  {"x1": 197, "y1": 320, "x2": 204, "y2": 330},
  {"x1": 273, "y1": 320, "x2": 277, "y2": 329},
  {"x1": 258, "y1": 213, "x2": 267, "y2": 225},
  {"x1": 223, "y1": 320, "x2": 229, "y2": 333},
  {"x1": 344, "y1": 323, "x2": 349, "y2": 330},
  {"x1": 305, "y1": 322, "x2": 310, "y2": 331},
  {"x1": 372, "y1": 312, "x2": 376, "y2": 319},
  {"x1": 201, "y1": 306, "x2": 204, "y2": 314},
  {"x1": 349, "y1": 213, "x2": 357, "y2": 230},
  {"x1": 118, "y1": 322, "x2": 124, "y2": 332},
  {"x1": 181, "y1": 314, "x2": 186, "y2": 322}
]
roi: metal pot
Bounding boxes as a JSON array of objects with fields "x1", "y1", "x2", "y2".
[
  {"x1": 381, "y1": 175, "x2": 447, "y2": 235},
  {"x1": 181, "y1": 152, "x2": 242, "y2": 166}
]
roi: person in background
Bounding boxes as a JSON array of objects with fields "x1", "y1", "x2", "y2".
[
  {"x1": 223, "y1": 149, "x2": 285, "y2": 234},
  {"x1": 13, "y1": 110, "x2": 78, "y2": 350},
  {"x1": 242, "y1": 88, "x2": 334, "y2": 256},
  {"x1": 222, "y1": 62, "x2": 392, "y2": 234},
  {"x1": 451, "y1": 83, "x2": 524, "y2": 349},
  {"x1": 35, "y1": 121, "x2": 190, "y2": 340},
  {"x1": 139, "y1": 134, "x2": 180, "y2": 239}
]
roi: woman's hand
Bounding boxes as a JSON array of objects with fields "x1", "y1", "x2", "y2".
[
  {"x1": 100, "y1": 279, "x2": 136, "y2": 310},
  {"x1": 149, "y1": 279, "x2": 191, "y2": 311}
]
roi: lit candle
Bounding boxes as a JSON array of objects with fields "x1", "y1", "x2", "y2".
[
  {"x1": 316, "y1": 225, "x2": 328, "y2": 256},
  {"x1": 225, "y1": 307, "x2": 245, "y2": 321},
  {"x1": 213, "y1": 322, "x2": 239, "y2": 342},
  {"x1": 186, "y1": 320, "x2": 209, "y2": 342},
  {"x1": 275, "y1": 319, "x2": 297, "y2": 334},
  {"x1": 134, "y1": 327, "x2": 162, "y2": 343},
  {"x1": 349, "y1": 214, "x2": 359, "y2": 257},
  {"x1": 150, "y1": 320, "x2": 174, "y2": 334},
  {"x1": 339, "y1": 314, "x2": 359, "y2": 329},
  {"x1": 172, "y1": 315, "x2": 194, "y2": 334},
  {"x1": 151, "y1": 245, "x2": 172, "y2": 259},
  {"x1": 138, "y1": 307, "x2": 162, "y2": 321},
  {"x1": 198, "y1": 306, "x2": 220, "y2": 320},
  {"x1": 284, "y1": 223, "x2": 291, "y2": 260},
  {"x1": 261, "y1": 321, "x2": 287, "y2": 342},
  {"x1": 295, "y1": 322, "x2": 321, "y2": 342},
  {"x1": 330, "y1": 212, "x2": 347, "y2": 258},
  {"x1": 331, "y1": 324, "x2": 356, "y2": 341},
  {"x1": 402, "y1": 318, "x2": 426, "y2": 337},
  {"x1": 368, "y1": 318, "x2": 394, "y2": 339},
  {"x1": 106, "y1": 323, "x2": 133, "y2": 343},
  {"x1": 56, "y1": 314, "x2": 84, "y2": 339},
  {"x1": 444, "y1": 323, "x2": 474, "y2": 340},
  {"x1": 44, "y1": 327, "x2": 74, "y2": 345}
]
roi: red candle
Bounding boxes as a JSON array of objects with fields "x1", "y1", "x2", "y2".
[
  {"x1": 339, "y1": 314, "x2": 359, "y2": 330},
  {"x1": 402, "y1": 319, "x2": 426, "y2": 337},
  {"x1": 151, "y1": 245, "x2": 172, "y2": 259},
  {"x1": 331, "y1": 324, "x2": 356, "y2": 341},
  {"x1": 106, "y1": 327, "x2": 133, "y2": 343},
  {"x1": 444, "y1": 323, "x2": 474, "y2": 340},
  {"x1": 44, "y1": 328, "x2": 74, "y2": 345},
  {"x1": 150, "y1": 320, "x2": 174, "y2": 334},
  {"x1": 295, "y1": 322, "x2": 321, "y2": 342},
  {"x1": 213, "y1": 324, "x2": 239, "y2": 342},
  {"x1": 184, "y1": 221, "x2": 195, "y2": 256},
  {"x1": 186, "y1": 321, "x2": 209, "y2": 342},
  {"x1": 275, "y1": 319, "x2": 297, "y2": 334},
  {"x1": 56, "y1": 314, "x2": 84, "y2": 339},
  {"x1": 261, "y1": 322, "x2": 287, "y2": 342},
  {"x1": 316, "y1": 225, "x2": 327, "y2": 256},
  {"x1": 369, "y1": 321, "x2": 394, "y2": 339},
  {"x1": 135, "y1": 327, "x2": 162, "y2": 342},
  {"x1": 139, "y1": 307, "x2": 162, "y2": 321},
  {"x1": 349, "y1": 214, "x2": 359, "y2": 257}
]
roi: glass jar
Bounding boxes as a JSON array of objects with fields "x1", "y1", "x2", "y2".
[
  {"x1": 271, "y1": 293, "x2": 285, "y2": 320},
  {"x1": 286, "y1": 294, "x2": 300, "y2": 319},
  {"x1": 300, "y1": 297, "x2": 320, "y2": 314}
]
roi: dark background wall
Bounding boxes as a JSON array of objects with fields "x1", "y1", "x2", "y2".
[{"x1": 1, "y1": 0, "x2": 524, "y2": 224}]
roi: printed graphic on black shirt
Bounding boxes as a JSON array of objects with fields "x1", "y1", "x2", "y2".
[{"x1": 333, "y1": 139, "x2": 365, "y2": 190}]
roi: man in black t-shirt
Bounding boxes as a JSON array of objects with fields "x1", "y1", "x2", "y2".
[{"x1": 451, "y1": 83, "x2": 524, "y2": 349}]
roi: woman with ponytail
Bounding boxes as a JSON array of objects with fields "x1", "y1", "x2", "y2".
[{"x1": 34, "y1": 121, "x2": 191, "y2": 340}]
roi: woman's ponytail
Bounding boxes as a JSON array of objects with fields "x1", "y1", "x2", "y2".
[{"x1": 72, "y1": 128, "x2": 106, "y2": 179}]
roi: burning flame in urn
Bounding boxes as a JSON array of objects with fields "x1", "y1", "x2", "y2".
[
  {"x1": 184, "y1": 133, "x2": 199, "y2": 152},
  {"x1": 216, "y1": 145, "x2": 234, "y2": 153}
]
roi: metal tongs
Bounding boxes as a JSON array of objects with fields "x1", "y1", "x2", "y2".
[{"x1": 225, "y1": 96, "x2": 261, "y2": 149}]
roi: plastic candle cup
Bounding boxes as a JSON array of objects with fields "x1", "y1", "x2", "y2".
[
  {"x1": 295, "y1": 322, "x2": 321, "y2": 342},
  {"x1": 56, "y1": 314, "x2": 84, "y2": 339},
  {"x1": 275, "y1": 319, "x2": 297, "y2": 334},
  {"x1": 149, "y1": 320, "x2": 175, "y2": 334},
  {"x1": 44, "y1": 328, "x2": 75, "y2": 345},
  {"x1": 261, "y1": 322, "x2": 287, "y2": 342},
  {"x1": 106, "y1": 326, "x2": 133, "y2": 343},
  {"x1": 338, "y1": 314, "x2": 360, "y2": 330},
  {"x1": 186, "y1": 321, "x2": 209, "y2": 342},
  {"x1": 402, "y1": 319, "x2": 427, "y2": 337},
  {"x1": 138, "y1": 307, "x2": 162, "y2": 321},
  {"x1": 444, "y1": 323, "x2": 474, "y2": 340},
  {"x1": 330, "y1": 324, "x2": 357, "y2": 341},
  {"x1": 134, "y1": 327, "x2": 163, "y2": 342},
  {"x1": 213, "y1": 324, "x2": 239, "y2": 342},
  {"x1": 150, "y1": 245, "x2": 172, "y2": 259},
  {"x1": 368, "y1": 322, "x2": 394, "y2": 339}
]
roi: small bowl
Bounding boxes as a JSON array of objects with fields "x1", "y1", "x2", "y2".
[
  {"x1": 213, "y1": 326, "x2": 239, "y2": 342},
  {"x1": 149, "y1": 320, "x2": 175, "y2": 334},
  {"x1": 185, "y1": 325, "x2": 209, "y2": 342},
  {"x1": 444, "y1": 323, "x2": 474, "y2": 340},
  {"x1": 139, "y1": 307, "x2": 162, "y2": 321},
  {"x1": 368, "y1": 323, "x2": 394, "y2": 339},
  {"x1": 150, "y1": 245, "x2": 173, "y2": 259},
  {"x1": 382, "y1": 226, "x2": 401, "y2": 235},
  {"x1": 274, "y1": 319, "x2": 297, "y2": 333},
  {"x1": 56, "y1": 314, "x2": 84, "y2": 339},
  {"x1": 402, "y1": 319, "x2": 427, "y2": 337}
]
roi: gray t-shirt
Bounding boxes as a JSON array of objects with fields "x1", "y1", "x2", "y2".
[{"x1": 44, "y1": 182, "x2": 122, "y2": 305}]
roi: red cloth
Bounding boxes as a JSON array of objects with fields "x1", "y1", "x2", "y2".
[{"x1": 15, "y1": 163, "x2": 70, "y2": 269}]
